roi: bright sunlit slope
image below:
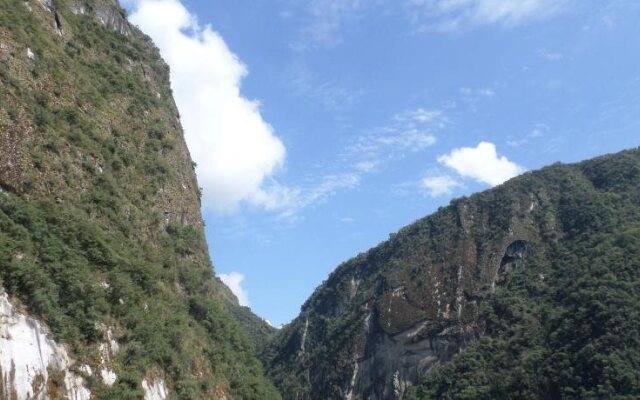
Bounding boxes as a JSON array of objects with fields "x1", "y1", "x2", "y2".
[{"x1": 0, "y1": 0, "x2": 278, "y2": 398}]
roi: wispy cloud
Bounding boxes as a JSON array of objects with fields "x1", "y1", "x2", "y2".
[
  {"x1": 507, "y1": 124, "x2": 548, "y2": 147},
  {"x1": 405, "y1": 0, "x2": 567, "y2": 32},
  {"x1": 438, "y1": 141, "x2": 525, "y2": 186},
  {"x1": 460, "y1": 87, "x2": 495, "y2": 97},
  {"x1": 346, "y1": 108, "x2": 444, "y2": 160},
  {"x1": 252, "y1": 173, "x2": 361, "y2": 218},
  {"x1": 285, "y1": 0, "x2": 567, "y2": 51},
  {"x1": 249, "y1": 107, "x2": 444, "y2": 219},
  {"x1": 290, "y1": 0, "x2": 380, "y2": 49},
  {"x1": 538, "y1": 49, "x2": 564, "y2": 61},
  {"x1": 349, "y1": 129, "x2": 438, "y2": 155},
  {"x1": 287, "y1": 62, "x2": 363, "y2": 109},
  {"x1": 457, "y1": 86, "x2": 497, "y2": 111},
  {"x1": 459, "y1": 86, "x2": 496, "y2": 100}
]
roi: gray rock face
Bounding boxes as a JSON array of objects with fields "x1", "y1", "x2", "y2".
[
  {"x1": 54, "y1": 10, "x2": 63, "y2": 35},
  {"x1": 39, "y1": 0, "x2": 54, "y2": 12},
  {"x1": 497, "y1": 239, "x2": 532, "y2": 282},
  {"x1": 264, "y1": 174, "x2": 552, "y2": 399},
  {"x1": 70, "y1": 3, "x2": 89, "y2": 15},
  {"x1": 350, "y1": 314, "x2": 478, "y2": 400},
  {"x1": 67, "y1": 0, "x2": 132, "y2": 35},
  {"x1": 95, "y1": 2, "x2": 132, "y2": 36},
  {"x1": 35, "y1": 0, "x2": 131, "y2": 36}
]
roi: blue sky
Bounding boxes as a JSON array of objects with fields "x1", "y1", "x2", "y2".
[{"x1": 126, "y1": 0, "x2": 640, "y2": 326}]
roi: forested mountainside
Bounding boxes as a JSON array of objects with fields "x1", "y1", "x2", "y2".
[
  {"x1": 262, "y1": 148, "x2": 640, "y2": 400},
  {"x1": 0, "y1": 1, "x2": 278, "y2": 399},
  {"x1": 2, "y1": 1, "x2": 639, "y2": 400}
]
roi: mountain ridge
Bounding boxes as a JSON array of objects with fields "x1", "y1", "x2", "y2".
[
  {"x1": 1, "y1": 1, "x2": 639, "y2": 399},
  {"x1": 0, "y1": 0, "x2": 278, "y2": 398},
  {"x1": 262, "y1": 147, "x2": 640, "y2": 399}
]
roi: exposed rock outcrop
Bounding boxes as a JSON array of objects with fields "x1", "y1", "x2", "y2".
[
  {"x1": 98, "y1": 327, "x2": 119, "y2": 386},
  {"x1": 349, "y1": 313, "x2": 478, "y2": 399},
  {"x1": 142, "y1": 377, "x2": 169, "y2": 400},
  {"x1": 93, "y1": 1, "x2": 132, "y2": 35},
  {"x1": 0, "y1": 293, "x2": 91, "y2": 400}
]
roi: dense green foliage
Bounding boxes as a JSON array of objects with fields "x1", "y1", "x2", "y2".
[
  {"x1": 407, "y1": 150, "x2": 640, "y2": 399},
  {"x1": 0, "y1": 0, "x2": 279, "y2": 398},
  {"x1": 3, "y1": 2, "x2": 639, "y2": 399},
  {"x1": 264, "y1": 148, "x2": 640, "y2": 399},
  {"x1": 0, "y1": 194, "x2": 279, "y2": 399}
]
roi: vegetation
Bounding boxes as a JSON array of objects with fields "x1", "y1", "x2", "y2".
[
  {"x1": 2, "y1": 1, "x2": 640, "y2": 399},
  {"x1": 0, "y1": 0, "x2": 279, "y2": 398},
  {"x1": 264, "y1": 148, "x2": 640, "y2": 399},
  {"x1": 406, "y1": 150, "x2": 640, "y2": 399}
]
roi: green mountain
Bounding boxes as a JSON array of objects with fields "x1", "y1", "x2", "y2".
[
  {"x1": 0, "y1": 1, "x2": 278, "y2": 399},
  {"x1": 262, "y1": 148, "x2": 640, "y2": 399},
  {"x1": 2, "y1": 1, "x2": 640, "y2": 400}
]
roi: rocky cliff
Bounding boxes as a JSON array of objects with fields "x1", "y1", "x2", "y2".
[
  {"x1": 262, "y1": 148, "x2": 640, "y2": 399},
  {"x1": 0, "y1": 0, "x2": 277, "y2": 399}
]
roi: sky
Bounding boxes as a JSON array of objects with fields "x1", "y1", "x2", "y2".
[{"x1": 125, "y1": 0, "x2": 640, "y2": 327}]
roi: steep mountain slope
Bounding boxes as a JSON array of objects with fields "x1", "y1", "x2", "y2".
[
  {"x1": 262, "y1": 148, "x2": 640, "y2": 399},
  {"x1": 0, "y1": 1, "x2": 278, "y2": 399}
]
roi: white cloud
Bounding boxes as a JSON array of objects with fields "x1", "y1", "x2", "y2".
[
  {"x1": 252, "y1": 173, "x2": 361, "y2": 218},
  {"x1": 438, "y1": 141, "x2": 525, "y2": 186},
  {"x1": 348, "y1": 108, "x2": 443, "y2": 158},
  {"x1": 128, "y1": 0, "x2": 286, "y2": 212},
  {"x1": 219, "y1": 272, "x2": 251, "y2": 307},
  {"x1": 422, "y1": 175, "x2": 462, "y2": 197},
  {"x1": 406, "y1": 0, "x2": 566, "y2": 31}
]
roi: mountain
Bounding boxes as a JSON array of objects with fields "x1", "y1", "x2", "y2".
[
  {"x1": 2, "y1": 1, "x2": 639, "y2": 400},
  {"x1": 0, "y1": 1, "x2": 278, "y2": 399},
  {"x1": 262, "y1": 148, "x2": 640, "y2": 399}
]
